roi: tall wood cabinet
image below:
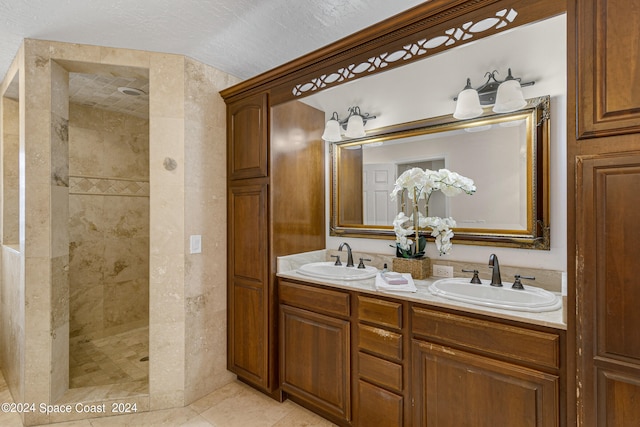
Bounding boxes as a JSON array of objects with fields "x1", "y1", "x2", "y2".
[
  {"x1": 570, "y1": 0, "x2": 640, "y2": 424},
  {"x1": 224, "y1": 92, "x2": 326, "y2": 397}
]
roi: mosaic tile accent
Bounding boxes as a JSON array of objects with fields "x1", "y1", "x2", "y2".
[{"x1": 69, "y1": 175, "x2": 150, "y2": 197}]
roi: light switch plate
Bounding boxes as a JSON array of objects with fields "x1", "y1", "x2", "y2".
[{"x1": 190, "y1": 235, "x2": 202, "y2": 254}]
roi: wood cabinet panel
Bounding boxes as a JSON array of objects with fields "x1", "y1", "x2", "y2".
[
  {"x1": 228, "y1": 284, "x2": 266, "y2": 384},
  {"x1": 356, "y1": 380, "x2": 403, "y2": 427},
  {"x1": 228, "y1": 183, "x2": 268, "y2": 283},
  {"x1": 412, "y1": 339, "x2": 559, "y2": 427},
  {"x1": 228, "y1": 93, "x2": 268, "y2": 179},
  {"x1": 358, "y1": 351, "x2": 403, "y2": 393},
  {"x1": 280, "y1": 305, "x2": 351, "y2": 422},
  {"x1": 227, "y1": 182, "x2": 270, "y2": 390},
  {"x1": 592, "y1": 159, "x2": 640, "y2": 361},
  {"x1": 279, "y1": 280, "x2": 350, "y2": 318},
  {"x1": 412, "y1": 306, "x2": 560, "y2": 369},
  {"x1": 271, "y1": 100, "x2": 326, "y2": 257},
  {"x1": 577, "y1": 0, "x2": 640, "y2": 138},
  {"x1": 598, "y1": 368, "x2": 640, "y2": 426},
  {"x1": 357, "y1": 295, "x2": 402, "y2": 329},
  {"x1": 577, "y1": 153, "x2": 640, "y2": 424},
  {"x1": 358, "y1": 324, "x2": 403, "y2": 362}
]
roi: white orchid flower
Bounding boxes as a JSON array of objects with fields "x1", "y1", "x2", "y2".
[{"x1": 390, "y1": 167, "x2": 474, "y2": 256}]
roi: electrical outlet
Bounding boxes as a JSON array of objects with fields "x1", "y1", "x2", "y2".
[{"x1": 432, "y1": 264, "x2": 454, "y2": 278}]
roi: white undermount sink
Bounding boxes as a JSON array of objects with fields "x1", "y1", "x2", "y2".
[
  {"x1": 297, "y1": 262, "x2": 378, "y2": 281},
  {"x1": 428, "y1": 278, "x2": 562, "y2": 312}
]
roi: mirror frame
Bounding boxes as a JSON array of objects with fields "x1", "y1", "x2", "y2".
[{"x1": 330, "y1": 96, "x2": 551, "y2": 250}]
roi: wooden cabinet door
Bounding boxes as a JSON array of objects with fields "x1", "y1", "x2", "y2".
[
  {"x1": 576, "y1": 0, "x2": 640, "y2": 139},
  {"x1": 280, "y1": 305, "x2": 351, "y2": 423},
  {"x1": 577, "y1": 0, "x2": 640, "y2": 138},
  {"x1": 227, "y1": 183, "x2": 270, "y2": 389},
  {"x1": 412, "y1": 339, "x2": 559, "y2": 427},
  {"x1": 228, "y1": 93, "x2": 268, "y2": 180},
  {"x1": 357, "y1": 379, "x2": 403, "y2": 427},
  {"x1": 576, "y1": 153, "x2": 640, "y2": 426}
]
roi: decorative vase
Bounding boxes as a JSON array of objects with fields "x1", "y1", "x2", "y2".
[{"x1": 392, "y1": 256, "x2": 431, "y2": 279}]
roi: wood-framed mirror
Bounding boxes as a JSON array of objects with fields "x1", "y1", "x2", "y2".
[{"x1": 330, "y1": 96, "x2": 550, "y2": 249}]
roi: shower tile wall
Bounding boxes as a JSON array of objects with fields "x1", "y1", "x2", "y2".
[
  {"x1": 2, "y1": 97, "x2": 19, "y2": 244},
  {"x1": 68, "y1": 104, "x2": 150, "y2": 340},
  {"x1": 0, "y1": 98, "x2": 22, "y2": 396}
]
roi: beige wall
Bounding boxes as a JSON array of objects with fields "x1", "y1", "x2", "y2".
[
  {"x1": 183, "y1": 57, "x2": 232, "y2": 403},
  {"x1": 0, "y1": 38, "x2": 239, "y2": 425}
]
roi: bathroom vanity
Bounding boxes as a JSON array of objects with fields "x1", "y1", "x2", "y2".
[
  {"x1": 222, "y1": 0, "x2": 640, "y2": 423},
  {"x1": 276, "y1": 255, "x2": 566, "y2": 427}
]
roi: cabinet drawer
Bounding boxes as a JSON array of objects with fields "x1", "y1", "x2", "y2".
[
  {"x1": 279, "y1": 280, "x2": 350, "y2": 317},
  {"x1": 358, "y1": 352, "x2": 403, "y2": 393},
  {"x1": 357, "y1": 380, "x2": 403, "y2": 427},
  {"x1": 412, "y1": 306, "x2": 560, "y2": 369},
  {"x1": 358, "y1": 324, "x2": 403, "y2": 362},
  {"x1": 358, "y1": 296, "x2": 402, "y2": 329}
]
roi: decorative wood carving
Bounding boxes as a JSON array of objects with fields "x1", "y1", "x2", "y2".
[
  {"x1": 220, "y1": 0, "x2": 565, "y2": 106},
  {"x1": 292, "y1": 8, "x2": 519, "y2": 97}
]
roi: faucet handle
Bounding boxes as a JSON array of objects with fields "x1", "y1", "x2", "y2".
[
  {"x1": 462, "y1": 269, "x2": 482, "y2": 284},
  {"x1": 357, "y1": 258, "x2": 372, "y2": 269},
  {"x1": 331, "y1": 255, "x2": 342, "y2": 266},
  {"x1": 512, "y1": 274, "x2": 535, "y2": 290}
]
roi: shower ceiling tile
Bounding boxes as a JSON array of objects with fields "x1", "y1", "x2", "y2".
[{"x1": 69, "y1": 72, "x2": 149, "y2": 119}]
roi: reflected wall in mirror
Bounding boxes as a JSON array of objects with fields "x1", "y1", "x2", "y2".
[{"x1": 331, "y1": 96, "x2": 550, "y2": 249}]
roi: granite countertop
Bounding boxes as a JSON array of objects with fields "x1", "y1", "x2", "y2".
[{"x1": 276, "y1": 269, "x2": 566, "y2": 330}]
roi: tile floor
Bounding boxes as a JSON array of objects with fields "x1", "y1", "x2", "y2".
[
  {"x1": 0, "y1": 369, "x2": 338, "y2": 426},
  {"x1": 69, "y1": 326, "x2": 149, "y2": 391}
]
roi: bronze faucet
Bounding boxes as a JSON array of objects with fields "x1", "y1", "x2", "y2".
[
  {"x1": 338, "y1": 242, "x2": 355, "y2": 267},
  {"x1": 488, "y1": 253, "x2": 502, "y2": 287}
]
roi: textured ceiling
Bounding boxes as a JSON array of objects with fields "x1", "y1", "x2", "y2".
[{"x1": 0, "y1": 0, "x2": 425, "y2": 83}]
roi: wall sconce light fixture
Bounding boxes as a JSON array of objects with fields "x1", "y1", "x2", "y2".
[
  {"x1": 321, "y1": 106, "x2": 377, "y2": 142},
  {"x1": 453, "y1": 68, "x2": 534, "y2": 120}
]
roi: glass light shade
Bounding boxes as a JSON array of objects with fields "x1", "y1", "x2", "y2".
[
  {"x1": 453, "y1": 88, "x2": 483, "y2": 119},
  {"x1": 493, "y1": 79, "x2": 527, "y2": 113},
  {"x1": 321, "y1": 119, "x2": 342, "y2": 142},
  {"x1": 345, "y1": 114, "x2": 366, "y2": 138}
]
